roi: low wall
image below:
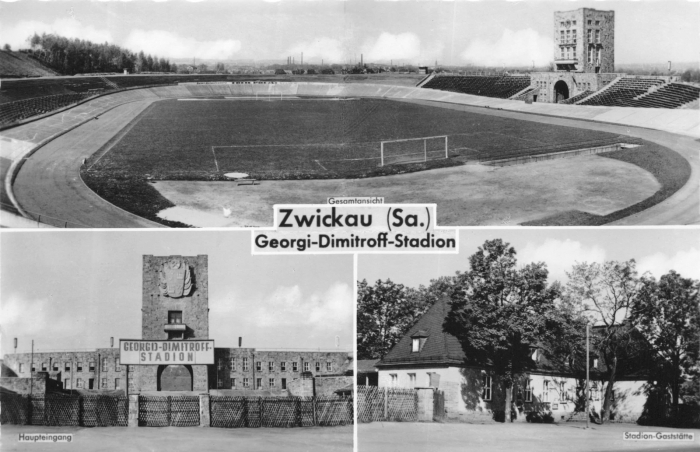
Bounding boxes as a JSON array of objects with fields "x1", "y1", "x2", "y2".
[
  {"x1": 0, "y1": 375, "x2": 47, "y2": 394},
  {"x1": 314, "y1": 376, "x2": 353, "y2": 397},
  {"x1": 487, "y1": 143, "x2": 623, "y2": 167}
]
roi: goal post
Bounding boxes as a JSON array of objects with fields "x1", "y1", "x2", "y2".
[{"x1": 380, "y1": 135, "x2": 448, "y2": 166}]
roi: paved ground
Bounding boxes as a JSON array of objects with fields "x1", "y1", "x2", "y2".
[
  {"x1": 358, "y1": 422, "x2": 699, "y2": 452},
  {"x1": 0, "y1": 424, "x2": 353, "y2": 452},
  {"x1": 7, "y1": 91, "x2": 699, "y2": 228}
]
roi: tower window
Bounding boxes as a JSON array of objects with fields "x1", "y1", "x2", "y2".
[
  {"x1": 316, "y1": 362, "x2": 321, "y2": 372},
  {"x1": 168, "y1": 311, "x2": 182, "y2": 324},
  {"x1": 281, "y1": 362, "x2": 286, "y2": 372},
  {"x1": 292, "y1": 362, "x2": 298, "y2": 372},
  {"x1": 256, "y1": 362, "x2": 262, "y2": 372},
  {"x1": 269, "y1": 362, "x2": 274, "y2": 372},
  {"x1": 242, "y1": 358, "x2": 249, "y2": 371},
  {"x1": 89, "y1": 362, "x2": 95, "y2": 372},
  {"x1": 482, "y1": 374, "x2": 492, "y2": 401}
]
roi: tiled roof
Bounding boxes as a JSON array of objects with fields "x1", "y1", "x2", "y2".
[
  {"x1": 357, "y1": 359, "x2": 380, "y2": 374},
  {"x1": 377, "y1": 298, "x2": 465, "y2": 367}
]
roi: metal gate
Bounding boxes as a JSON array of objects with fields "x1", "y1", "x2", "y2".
[
  {"x1": 138, "y1": 396, "x2": 199, "y2": 427},
  {"x1": 433, "y1": 390, "x2": 445, "y2": 421}
]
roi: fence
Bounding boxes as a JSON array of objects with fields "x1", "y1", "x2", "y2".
[
  {"x1": 210, "y1": 396, "x2": 353, "y2": 428},
  {"x1": 139, "y1": 396, "x2": 200, "y2": 427},
  {"x1": 357, "y1": 386, "x2": 417, "y2": 423},
  {"x1": 0, "y1": 393, "x2": 128, "y2": 426}
]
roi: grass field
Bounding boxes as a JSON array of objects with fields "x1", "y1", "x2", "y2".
[{"x1": 86, "y1": 98, "x2": 629, "y2": 180}]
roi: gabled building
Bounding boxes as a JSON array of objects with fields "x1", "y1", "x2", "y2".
[{"x1": 375, "y1": 298, "x2": 651, "y2": 423}]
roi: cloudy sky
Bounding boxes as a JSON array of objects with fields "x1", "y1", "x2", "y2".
[
  {"x1": 1, "y1": 1, "x2": 697, "y2": 66},
  {"x1": 359, "y1": 228, "x2": 700, "y2": 288},
  {"x1": 0, "y1": 231, "x2": 354, "y2": 356}
]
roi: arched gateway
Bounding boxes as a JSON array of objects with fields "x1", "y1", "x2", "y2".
[
  {"x1": 554, "y1": 80, "x2": 570, "y2": 102},
  {"x1": 158, "y1": 364, "x2": 193, "y2": 391}
]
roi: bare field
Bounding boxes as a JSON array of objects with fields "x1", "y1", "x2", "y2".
[{"x1": 152, "y1": 155, "x2": 660, "y2": 227}]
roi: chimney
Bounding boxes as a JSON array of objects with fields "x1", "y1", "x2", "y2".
[{"x1": 238, "y1": 337, "x2": 242, "y2": 348}]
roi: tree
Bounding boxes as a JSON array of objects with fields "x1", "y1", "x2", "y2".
[
  {"x1": 565, "y1": 260, "x2": 642, "y2": 423},
  {"x1": 3, "y1": 43, "x2": 11, "y2": 51},
  {"x1": 357, "y1": 278, "x2": 442, "y2": 360},
  {"x1": 444, "y1": 239, "x2": 559, "y2": 422},
  {"x1": 631, "y1": 271, "x2": 700, "y2": 420}
]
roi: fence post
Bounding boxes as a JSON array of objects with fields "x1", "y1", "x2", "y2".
[
  {"x1": 259, "y1": 397, "x2": 264, "y2": 427},
  {"x1": 199, "y1": 394, "x2": 210, "y2": 427},
  {"x1": 296, "y1": 397, "x2": 302, "y2": 427},
  {"x1": 384, "y1": 388, "x2": 388, "y2": 420},
  {"x1": 312, "y1": 396, "x2": 318, "y2": 426},
  {"x1": 128, "y1": 395, "x2": 139, "y2": 427}
]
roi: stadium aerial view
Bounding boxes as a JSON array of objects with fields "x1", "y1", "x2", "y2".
[{"x1": 0, "y1": 1, "x2": 698, "y2": 228}]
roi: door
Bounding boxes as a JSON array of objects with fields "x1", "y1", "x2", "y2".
[
  {"x1": 160, "y1": 365, "x2": 192, "y2": 391},
  {"x1": 433, "y1": 390, "x2": 445, "y2": 421},
  {"x1": 88, "y1": 379, "x2": 94, "y2": 389}
]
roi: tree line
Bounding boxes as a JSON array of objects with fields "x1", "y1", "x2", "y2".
[
  {"x1": 23, "y1": 33, "x2": 175, "y2": 76},
  {"x1": 358, "y1": 239, "x2": 699, "y2": 425}
]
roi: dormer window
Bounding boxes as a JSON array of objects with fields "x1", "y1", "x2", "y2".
[{"x1": 411, "y1": 330, "x2": 428, "y2": 352}]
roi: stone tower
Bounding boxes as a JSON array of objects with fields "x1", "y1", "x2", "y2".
[
  {"x1": 134, "y1": 255, "x2": 210, "y2": 392},
  {"x1": 553, "y1": 8, "x2": 614, "y2": 73}
]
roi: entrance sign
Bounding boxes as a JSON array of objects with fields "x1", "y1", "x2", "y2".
[{"x1": 120, "y1": 340, "x2": 215, "y2": 365}]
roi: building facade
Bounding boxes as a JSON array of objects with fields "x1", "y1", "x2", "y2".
[
  {"x1": 374, "y1": 299, "x2": 650, "y2": 423},
  {"x1": 2, "y1": 254, "x2": 352, "y2": 396}
]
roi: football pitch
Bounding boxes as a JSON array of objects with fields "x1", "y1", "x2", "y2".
[{"x1": 87, "y1": 98, "x2": 627, "y2": 180}]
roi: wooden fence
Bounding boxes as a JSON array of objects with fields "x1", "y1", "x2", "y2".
[{"x1": 357, "y1": 386, "x2": 417, "y2": 423}]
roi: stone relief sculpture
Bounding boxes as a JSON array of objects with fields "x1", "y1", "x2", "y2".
[{"x1": 159, "y1": 257, "x2": 192, "y2": 298}]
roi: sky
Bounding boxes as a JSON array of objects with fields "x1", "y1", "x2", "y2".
[
  {"x1": 0, "y1": 0, "x2": 698, "y2": 66},
  {"x1": 0, "y1": 230, "x2": 354, "y2": 356},
  {"x1": 359, "y1": 228, "x2": 700, "y2": 288}
]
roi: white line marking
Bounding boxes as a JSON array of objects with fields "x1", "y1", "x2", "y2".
[{"x1": 314, "y1": 160, "x2": 328, "y2": 171}]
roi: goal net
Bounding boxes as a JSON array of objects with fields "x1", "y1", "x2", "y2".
[{"x1": 380, "y1": 135, "x2": 448, "y2": 166}]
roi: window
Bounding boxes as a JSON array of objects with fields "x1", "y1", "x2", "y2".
[
  {"x1": 281, "y1": 378, "x2": 287, "y2": 390},
  {"x1": 409, "y1": 373, "x2": 416, "y2": 387},
  {"x1": 230, "y1": 378, "x2": 236, "y2": 388},
  {"x1": 243, "y1": 378, "x2": 250, "y2": 387},
  {"x1": 561, "y1": 48, "x2": 564, "y2": 59},
  {"x1": 65, "y1": 363, "x2": 70, "y2": 372},
  {"x1": 588, "y1": 47, "x2": 594, "y2": 63},
  {"x1": 115, "y1": 359, "x2": 120, "y2": 372},
  {"x1": 281, "y1": 362, "x2": 286, "y2": 372},
  {"x1": 218, "y1": 378, "x2": 223, "y2": 388},
  {"x1": 53, "y1": 362, "x2": 59, "y2": 371},
  {"x1": 76, "y1": 378, "x2": 83, "y2": 389},
  {"x1": 64, "y1": 378, "x2": 69, "y2": 388},
  {"x1": 525, "y1": 380, "x2": 532, "y2": 402},
  {"x1": 42, "y1": 362, "x2": 47, "y2": 371},
  {"x1": 269, "y1": 378, "x2": 275, "y2": 387},
  {"x1": 560, "y1": 382, "x2": 567, "y2": 401},
  {"x1": 89, "y1": 362, "x2": 95, "y2": 372},
  {"x1": 115, "y1": 378, "x2": 120, "y2": 389},
  {"x1": 102, "y1": 378, "x2": 107, "y2": 388},
  {"x1": 560, "y1": 30, "x2": 565, "y2": 42},
  {"x1": 593, "y1": 359, "x2": 599, "y2": 368},
  {"x1": 326, "y1": 362, "x2": 332, "y2": 372},
  {"x1": 572, "y1": 20, "x2": 576, "y2": 26},
  {"x1": 572, "y1": 29, "x2": 577, "y2": 43},
  {"x1": 256, "y1": 378, "x2": 262, "y2": 389},
  {"x1": 269, "y1": 362, "x2": 274, "y2": 372},
  {"x1": 243, "y1": 358, "x2": 249, "y2": 372},
  {"x1": 102, "y1": 358, "x2": 108, "y2": 372},
  {"x1": 587, "y1": 20, "x2": 592, "y2": 25},
  {"x1": 256, "y1": 362, "x2": 262, "y2": 372},
  {"x1": 304, "y1": 362, "x2": 310, "y2": 372},
  {"x1": 230, "y1": 358, "x2": 236, "y2": 370},
  {"x1": 595, "y1": 30, "x2": 600, "y2": 43},
  {"x1": 543, "y1": 381, "x2": 550, "y2": 402},
  {"x1": 390, "y1": 374, "x2": 398, "y2": 387},
  {"x1": 168, "y1": 311, "x2": 182, "y2": 324},
  {"x1": 595, "y1": 20, "x2": 600, "y2": 26},
  {"x1": 293, "y1": 362, "x2": 298, "y2": 372},
  {"x1": 482, "y1": 374, "x2": 492, "y2": 401},
  {"x1": 315, "y1": 362, "x2": 320, "y2": 372},
  {"x1": 218, "y1": 359, "x2": 224, "y2": 370},
  {"x1": 587, "y1": 29, "x2": 592, "y2": 43},
  {"x1": 412, "y1": 339, "x2": 420, "y2": 352},
  {"x1": 573, "y1": 48, "x2": 577, "y2": 59}
]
